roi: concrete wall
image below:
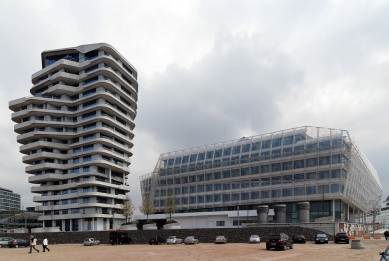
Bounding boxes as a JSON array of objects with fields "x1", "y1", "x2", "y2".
[{"x1": 0, "y1": 225, "x2": 331, "y2": 245}]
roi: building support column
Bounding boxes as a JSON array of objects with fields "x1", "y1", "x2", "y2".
[
  {"x1": 333, "y1": 199, "x2": 335, "y2": 221},
  {"x1": 109, "y1": 168, "x2": 112, "y2": 184}
]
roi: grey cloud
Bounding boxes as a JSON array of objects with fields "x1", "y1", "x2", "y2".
[{"x1": 137, "y1": 31, "x2": 304, "y2": 153}]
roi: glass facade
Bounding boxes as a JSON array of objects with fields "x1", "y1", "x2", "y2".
[{"x1": 140, "y1": 126, "x2": 382, "y2": 219}]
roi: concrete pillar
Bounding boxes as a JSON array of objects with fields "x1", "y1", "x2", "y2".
[
  {"x1": 257, "y1": 205, "x2": 269, "y2": 224},
  {"x1": 333, "y1": 200, "x2": 335, "y2": 221},
  {"x1": 109, "y1": 168, "x2": 112, "y2": 184},
  {"x1": 297, "y1": 202, "x2": 310, "y2": 223},
  {"x1": 274, "y1": 204, "x2": 286, "y2": 223}
]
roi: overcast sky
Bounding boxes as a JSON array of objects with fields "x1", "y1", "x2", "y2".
[{"x1": 0, "y1": 0, "x2": 388, "y2": 213}]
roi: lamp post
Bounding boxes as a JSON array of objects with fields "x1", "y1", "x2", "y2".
[{"x1": 237, "y1": 201, "x2": 240, "y2": 229}]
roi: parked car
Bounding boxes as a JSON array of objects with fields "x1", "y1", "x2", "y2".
[
  {"x1": 167, "y1": 236, "x2": 183, "y2": 244},
  {"x1": 215, "y1": 236, "x2": 227, "y2": 244},
  {"x1": 265, "y1": 233, "x2": 293, "y2": 251},
  {"x1": 149, "y1": 236, "x2": 166, "y2": 245},
  {"x1": 0, "y1": 237, "x2": 14, "y2": 248},
  {"x1": 8, "y1": 239, "x2": 29, "y2": 248},
  {"x1": 83, "y1": 238, "x2": 100, "y2": 246},
  {"x1": 109, "y1": 232, "x2": 132, "y2": 245},
  {"x1": 292, "y1": 234, "x2": 306, "y2": 244},
  {"x1": 334, "y1": 232, "x2": 349, "y2": 244},
  {"x1": 315, "y1": 233, "x2": 329, "y2": 244},
  {"x1": 249, "y1": 235, "x2": 261, "y2": 244},
  {"x1": 184, "y1": 236, "x2": 199, "y2": 244},
  {"x1": 379, "y1": 245, "x2": 389, "y2": 261}
]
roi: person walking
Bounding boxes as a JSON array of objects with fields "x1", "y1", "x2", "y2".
[
  {"x1": 384, "y1": 230, "x2": 389, "y2": 240},
  {"x1": 42, "y1": 237, "x2": 50, "y2": 252},
  {"x1": 28, "y1": 235, "x2": 39, "y2": 253}
]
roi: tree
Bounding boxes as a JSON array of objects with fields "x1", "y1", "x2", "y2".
[
  {"x1": 164, "y1": 193, "x2": 178, "y2": 222},
  {"x1": 139, "y1": 194, "x2": 155, "y2": 222},
  {"x1": 119, "y1": 195, "x2": 135, "y2": 224},
  {"x1": 8, "y1": 208, "x2": 21, "y2": 229}
]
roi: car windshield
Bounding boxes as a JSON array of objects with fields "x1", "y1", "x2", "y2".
[
  {"x1": 317, "y1": 234, "x2": 327, "y2": 238},
  {"x1": 251, "y1": 235, "x2": 259, "y2": 238},
  {"x1": 269, "y1": 235, "x2": 281, "y2": 240},
  {"x1": 337, "y1": 233, "x2": 347, "y2": 236},
  {"x1": 217, "y1": 236, "x2": 224, "y2": 239},
  {"x1": 168, "y1": 236, "x2": 175, "y2": 239},
  {"x1": 84, "y1": 238, "x2": 91, "y2": 241},
  {"x1": 295, "y1": 235, "x2": 304, "y2": 237}
]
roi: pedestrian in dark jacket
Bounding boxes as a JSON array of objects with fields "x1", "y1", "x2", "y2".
[{"x1": 384, "y1": 230, "x2": 389, "y2": 240}]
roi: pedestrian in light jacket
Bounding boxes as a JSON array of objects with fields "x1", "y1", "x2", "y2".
[
  {"x1": 42, "y1": 237, "x2": 50, "y2": 252},
  {"x1": 28, "y1": 235, "x2": 39, "y2": 253}
]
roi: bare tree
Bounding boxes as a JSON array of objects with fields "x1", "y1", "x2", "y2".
[
  {"x1": 139, "y1": 194, "x2": 155, "y2": 222},
  {"x1": 164, "y1": 193, "x2": 178, "y2": 222},
  {"x1": 119, "y1": 195, "x2": 136, "y2": 224},
  {"x1": 8, "y1": 208, "x2": 21, "y2": 229}
]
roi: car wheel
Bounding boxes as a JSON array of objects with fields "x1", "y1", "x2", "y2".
[
  {"x1": 15, "y1": 245, "x2": 19, "y2": 248},
  {"x1": 283, "y1": 244, "x2": 286, "y2": 251},
  {"x1": 290, "y1": 244, "x2": 293, "y2": 249},
  {"x1": 347, "y1": 242, "x2": 349, "y2": 244},
  {"x1": 266, "y1": 246, "x2": 270, "y2": 250},
  {"x1": 0, "y1": 245, "x2": 2, "y2": 248}
]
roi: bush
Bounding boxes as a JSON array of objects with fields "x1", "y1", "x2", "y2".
[
  {"x1": 165, "y1": 220, "x2": 178, "y2": 224},
  {"x1": 121, "y1": 222, "x2": 133, "y2": 226}
]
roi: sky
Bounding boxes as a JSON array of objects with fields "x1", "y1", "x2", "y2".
[{"x1": 0, "y1": 0, "x2": 388, "y2": 213}]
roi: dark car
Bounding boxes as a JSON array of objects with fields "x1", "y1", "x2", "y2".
[
  {"x1": 315, "y1": 233, "x2": 329, "y2": 244},
  {"x1": 379, "y1": 245, "x2": 389, "y2": 261},
  {"x1": 8, "y1": 239, "x2": 30, "y2": 248},
  {"x1": 334, "y1": 232, "x2": 349, "y2": 244},
  {"x1": 292, "y1": 234, "x2": 306, "y2": 244},
  {"x1": 109, "y1": 232, "x2": 132, "y2": 245},
  {"x1": 149, "y1": 236, "x2": 166, "y2": 245},
  {"x1": 266, "y1": 233, "x2": 293, "y2": 251}
]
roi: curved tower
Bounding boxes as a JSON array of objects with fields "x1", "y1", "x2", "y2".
[{"x1": 9, "y1": 43, "x2": 138, "y2": 231}]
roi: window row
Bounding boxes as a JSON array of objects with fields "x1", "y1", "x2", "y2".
[
  {"x1": 159, "y1": 155, "x2": 347, "y2": 175},
  {"x1": 163, "y1": 138, "x2": 347, "y2": 166},
  {"x1": 158, "y1": 169, "x2": 346, "y2": 186},
  {"x1": 154, "y1": 184, "x2": 342, "y2": 206},
  {"x1": 155, "y1": 176, "x2": 344, "y2": 196}
]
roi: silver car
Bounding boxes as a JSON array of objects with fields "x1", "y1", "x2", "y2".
[
  {"x1": 249, "y1": 235, "x2": 261, "y2": 243},
  {"x1": 83, "y1": 238, "x2": 100, "y2": 246},
  {"x1": 184, "y1": 236, "x2": 199, "y2": 244},
  {"x1": 0, "y1": 237, "x2": 14, "y2": 248},
  {"x1": 215, "y1": 236, "x2": 227, "y2": 244},
  {"x1": 167, "y1": 236, "x2": 183, "y2": 244}
]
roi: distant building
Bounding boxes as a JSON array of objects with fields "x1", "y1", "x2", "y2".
[
  {"x1": 0, "y1": 187, "x2": 21, "y2": 210},
  {"x1": 139, "y1": 126, "x2": 382, "y2": 228}
]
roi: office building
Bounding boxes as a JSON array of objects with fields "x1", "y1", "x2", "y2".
[
  {"x1": 0, "y1": 187, "x2": 21, "y2": 211},
  {"x1": 139, "y1": 126, "x2": 382, "y2": 228}
]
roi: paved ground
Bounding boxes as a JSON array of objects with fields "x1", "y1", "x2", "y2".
[{"x1": 1, "y1": 239, "x2": 388, "y2": 261}]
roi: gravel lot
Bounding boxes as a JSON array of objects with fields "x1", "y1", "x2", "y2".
[{"x1": 1, "y1": 240, "x2": 388, "y2": 261}]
